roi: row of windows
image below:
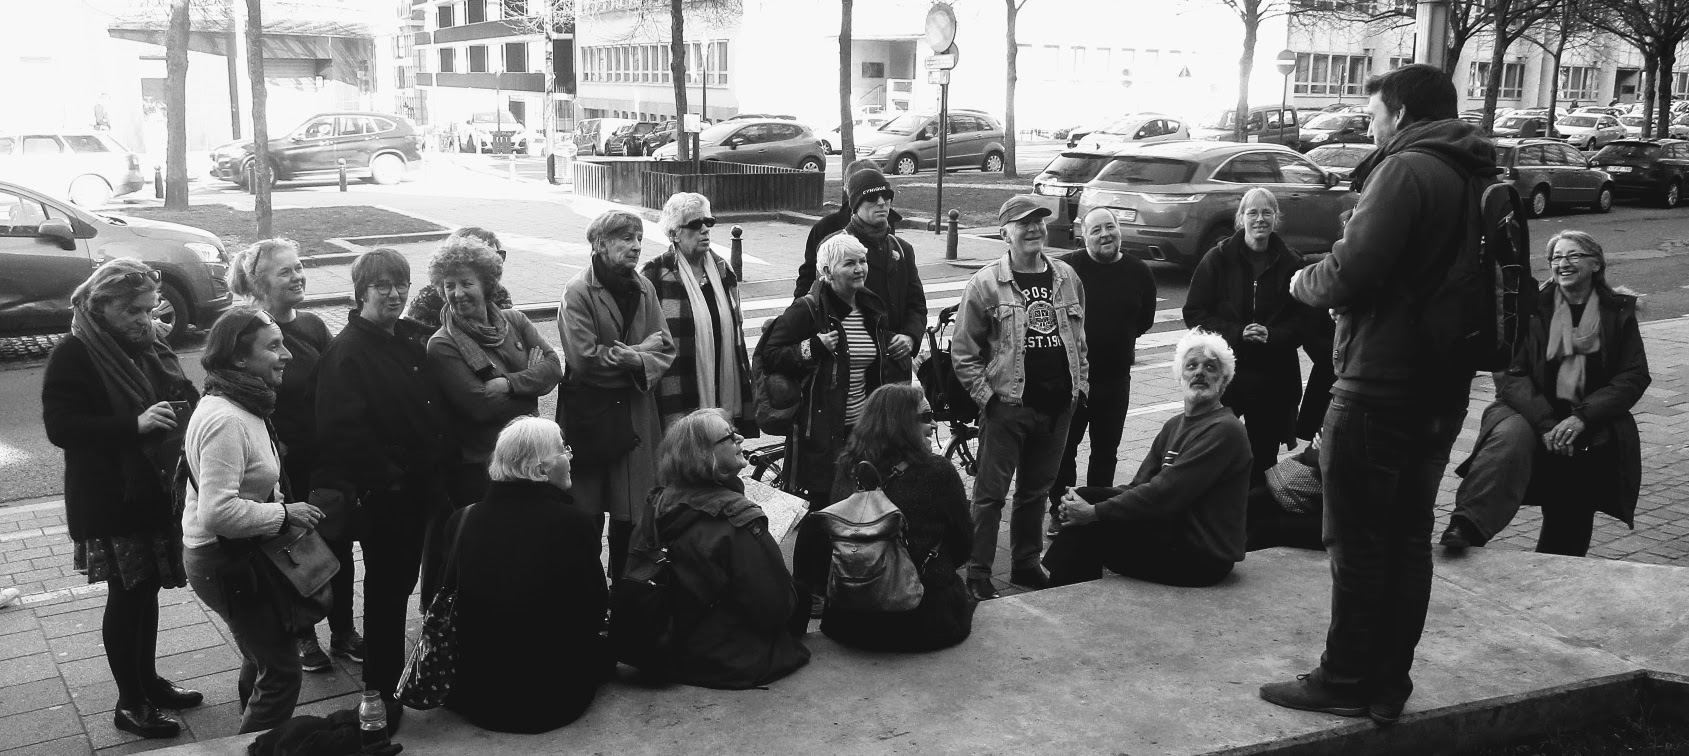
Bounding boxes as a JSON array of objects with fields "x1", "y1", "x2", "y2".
[
  {"x1": 579, "y1": 41, "x2": 729, "y2": 86},
  {"x1": 435, "y1": 0, "x2": 526, "y2": 29},
  {"x1": 433, "y1": 42, "x2": 530, "y2": 74},
  {"x1": 1014, "y1": 45, "x2": 1198, "y2": 82},
  {"x1": 1560, "y1": 66, "x2": 1599, "y2": 102},
  {"x1": 1291, "y1": 53, "x2": 1412, "y2": 96},
  {"x1": 1468, "y1": 61, "x2": 1526, "y2": 100}
]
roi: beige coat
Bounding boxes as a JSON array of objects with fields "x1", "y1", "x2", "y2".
[{"x1": 557, "y1": 263, "x2": 676, "y2": 527}]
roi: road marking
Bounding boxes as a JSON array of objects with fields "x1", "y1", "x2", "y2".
[
  {"x1": 16, "y1": 583, "x2": 108, "y2": 607},
  {"x1": 0, "y1": 525, "x2": 67, "y2": 544},
  {"x1": 1126, "y1": 401, "x2": 1184, "y2": 417}
]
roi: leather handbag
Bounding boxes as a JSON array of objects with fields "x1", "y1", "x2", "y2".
[
  {"x1": 256, "y1": 525, "x2": 339, "y2": 598},
  {"x1": 814, "y1": 462, "x2": 925, "y2": 613},
  {"x1": 558, "y1": 383, "x2": 639, "y2": 466},
  {"x1": 396, "y1": 504, "x2": 473, "y2": 710}
]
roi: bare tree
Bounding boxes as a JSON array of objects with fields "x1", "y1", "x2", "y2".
[
  {"x1": 246, "y1": 0, "x2": 271, "y2": 235},
  {"x1": 613, "y1": 0, "x2": 744, "y2": 162},
  {"x1": 669, "y1": 0, "x2": 690, "y2": 161},
  {"x1": 1003, "y1": 0, "x2": 1028, "y2": 179},
  {"x1": 1519, "y1": 0, "x2": 1601, "y2": 137},
  {"x1": 501, "y1": 0, "x2": 576, "y2": 154},
  {"x1": 1479, "y1": 0, "x2": 1560, "y2": 130},
  {"x1": 838, "y1": 0, "x2": 854, "y2": 179},
  {"x1": 1582, "y1": 0, "x2": 1689, "y2": 137},
  {"x1": 164, "y1": 0, "x2": 191, "y2": 209}
]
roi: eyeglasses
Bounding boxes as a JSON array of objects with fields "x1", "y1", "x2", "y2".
[
  {"x1": 681, "y1": 217, "x2": 718, "y2": 231},
  {"x1": 368, "y1": 280, "x2": 411, "y2": 295},
  {"x1": 917, "y1": 410, "x2": 935, "y2": 424},
  {"x1": 715, "y1": 430, "x2": 742, "y2": 446},
  {"x1": 1549, "y1": 252, "x2": 1593, "y2": 265},
  {"x1": 562, "y1": 444, "x2": 573, "y2": 458},
  {"x1": 120, "y1": 269, "x2": 163, "y2": 287}
]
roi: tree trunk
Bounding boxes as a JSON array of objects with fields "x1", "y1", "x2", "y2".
[
  {"x1": 247, "y1": 0, "x2": 271, "y2": 236},
  {"x1": 1656, "y1": 46, "x2": 1675, "y2": 139},
  {"x1": 669, "y1": 0, "x2": 690, "y2": 162},
  {"x1": 1481, "y1": 3, "x2": 1511, "y2": 132},
  {"x1": 164, "y1": 0, "x2": 190, "y2": 209},
  {"x1": 838, "y1": 0, "x2": 853, "y2": 178},
  {"x1": 1235, "y1": 3, "x2": 1258, "y2": 143},
  {"x1": 1003, "y1": 0, "x2": 1020, "y2": 179},
  {"x1": 1444, "y1": 34, "x2": 1470, "y2": 76},
  {"x1": 1640, "y1": 52, "x2": 1656, "y2": 138}
]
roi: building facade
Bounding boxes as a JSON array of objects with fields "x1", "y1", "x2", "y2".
[{"x1": 408, "y1": 0, "x2": 576, "y2": 142}]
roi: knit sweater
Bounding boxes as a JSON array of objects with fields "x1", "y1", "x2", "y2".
[
  {"x1": 1095, "y1": 405, "x2": 1251, "y2": 563},
  {"x1": 182, "y1": 395, "x2": 287, "y2": 548}
]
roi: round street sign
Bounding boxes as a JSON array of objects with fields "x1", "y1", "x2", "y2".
[
  {"x1": 1276, "y1": 49, "x2": 1297, "y2": 76},
  {"x1": 925, "y1": 3, "x2": 958, "y2": 54}
]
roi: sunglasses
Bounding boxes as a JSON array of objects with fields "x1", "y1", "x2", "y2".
[
  {"x1": 682, "y1": 217, "x2": 718, "y2": 231},
  {"x1": 918, "y1": 410, "x2": 935, "y2": 424},
  {"x1": 120, "y1": 269, "x2": 164, "y2": 287},
  {"x1": 862, "y1": 190, "x2": 895, "y2": 204}
]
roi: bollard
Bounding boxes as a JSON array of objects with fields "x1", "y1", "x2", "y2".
[
  {"x1": 547, "y1": 153, "x2": 557, "y2": 185},
  {"x1": 730, "y1": 226, "x2": 744, "y2": 280},
  {"x1": 153, "y1": 166, "x2": 163, "y2": 199},
  {"x1": 338, "y1": 159, "x2": 348, "y2": 192},
  {"x1": 508, "y1": 151, "x2": 517, "y2": 179},
  {"x1": 946, "y1": 209, "x2": 960, "y2": 260}
]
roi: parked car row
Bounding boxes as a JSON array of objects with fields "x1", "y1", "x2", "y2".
[
  {"x1": 209, "y1": 111, "x2": 423, "y2": 189},
  {"x1": 652, "y1": 119, "x2": 827, "y2": 171}
]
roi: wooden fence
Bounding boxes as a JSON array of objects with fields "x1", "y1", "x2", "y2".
[
  {"x1": 570, "y1": 158, "x2": 649, "y2": 204},
  {"x1": 639, "y1": 161, "x2": 823, "y2": 213}
]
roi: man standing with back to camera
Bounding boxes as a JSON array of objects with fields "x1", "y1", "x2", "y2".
[{"x1": 1259, "y1": 64, "x2": 1496, "y2": 726}]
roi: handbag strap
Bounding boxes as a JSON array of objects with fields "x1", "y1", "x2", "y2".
[{"x1": 440, "y1": 503, "x2": 476, "y2": 593}]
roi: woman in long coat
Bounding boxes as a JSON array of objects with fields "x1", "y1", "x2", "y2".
[{"x1": 559, "y1": 209, "x2": 677, "y2": 580}]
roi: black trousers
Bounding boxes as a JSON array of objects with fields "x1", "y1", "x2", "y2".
[
  {"x1": 1053, "y1": 374, "x2": 1132, "y2": 506},
  {"x1": 1222, "y1": 371, "x2": 1295, "y2": 486},
  {"x1": 284, "y1": 453, "x2": 354, "y2": 639},
  {"x1": 1042, "y1": 487, "x2": 1233, "y2": 588},
  {"x1": 104, "y1": 578, "x2": 162, "y2": 707},
  {"x1": 361, "y1": 482, "x2": 445, "y2": 698},
  {"x1": 1528, "y1": 444, "x2": 1620, "y2": 557}
]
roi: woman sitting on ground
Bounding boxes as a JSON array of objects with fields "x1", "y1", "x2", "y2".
[
  {"x1": 1442, "y1": 230, "x2": 1651, "y2": 556},
  {"x1": 790, "y1": 384, "x2": 974, "y2": 650},
  {"x1": 444, "y1": 417, "x2": 608, "y2": 733},
  {"x1": 639, "y1": 408, "x2": 809, "y2": 689}
]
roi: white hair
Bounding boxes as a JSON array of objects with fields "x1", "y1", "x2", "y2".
[
  {"x1": 1172, "y1": 329, "x2": 1236, "y2": 383},
  {"x1": 658, "y1": 192, "x2": 712, "y2": 240},
  {"x1": 817, "y1": 233, "x2": 868, "y2": 275},
  {"x1": 487, "y1": 416, "x2": 567, "y2": 483}
]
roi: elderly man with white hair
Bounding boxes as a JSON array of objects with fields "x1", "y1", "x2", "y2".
[
  {"x1": 1041, "y1": 329, "x2": 1252, "y2": 588},
  {"x1": 641, "y1": 192, "x2": 756, "y2": 433}
]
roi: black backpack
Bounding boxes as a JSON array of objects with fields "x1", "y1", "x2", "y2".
[
  {"x1": 608, "y1": 496, "x2": 708, "y2": 678},
  {"x1": 1406, "y1": 149, "x2": 1538, "y2": 373},
  {"x1": 749, "y1": 299, "x2": 818, "y2": 436}
]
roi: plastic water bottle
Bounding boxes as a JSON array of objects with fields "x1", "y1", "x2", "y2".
[{"x1": 358, "y1": 690, "x2": 388, "y2": 746}]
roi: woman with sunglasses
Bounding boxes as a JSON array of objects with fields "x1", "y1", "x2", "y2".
[
  {"x1": 227, "y1": 238, "x2": 363, "y2": 677},
  {"x1": 1443, "y1": 230, "x2": 1651, "y2": 556},
  {"x1": 182, "y1": 307, "x2": 324, "y2": 733},
  {"x1": 642, "y1": 193, "x2": 756, "y2": 434},
  {"x1": 790, "y1": 384, "x2": 975, "y2": 649},
  {"x1": 43, "y1": 259, "x2": 203, "y2": 739}
]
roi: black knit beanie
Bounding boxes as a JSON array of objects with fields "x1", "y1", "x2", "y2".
[{"x1": 846, "y1": 167, "x2": 893, "y2": 211}]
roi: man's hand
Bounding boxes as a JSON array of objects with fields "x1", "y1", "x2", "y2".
[
  {"x1": 1289, "y1": 268, "x2": 1305, "y2": 297},
  {"x1": 1059, "y1": 492, "x2": 1099, "y2": 527},
  {"x1": 887, "y1": 333, "x2": 914, "y2": 360},
  {"x1": 1543, "y1": 415, "x2": 1588, "y2": 456},
  {"x1": 1243, "y1": 323, "x2": 1269, "y2": 344},
  {"x1": 136, "y1": 402, "x2": 179, "y2": 434}
]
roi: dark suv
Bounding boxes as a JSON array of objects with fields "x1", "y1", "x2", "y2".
[
  {"x1": 1592, "y1": 139, "x2": 1689, "y2": 207},
  {"x1": 210, "y1": 112, "x2": 424, "y2": 189},
  {"x1": 606, "y1": 122, "x2": 660, "y2": 156}
]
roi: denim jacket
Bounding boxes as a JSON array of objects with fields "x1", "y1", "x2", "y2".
[{"x1": 950, "y1": 253, "x2": 1089, "y2": 409}]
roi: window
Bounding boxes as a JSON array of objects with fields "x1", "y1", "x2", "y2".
[
  {"x1": 1388, "y1": 56, "x2": 1412, "y2": 70},
  {"x1": 1295, "y1": 53, "x2": 1371, "y2": 96},
  {"x1": 1675, "y1": 71, "x2": 1689, "y2": 98},
  {"x1": 504, "y1": 42, "x2": 527, "y2": 73},
  {"x1": 468, "y1": 45, "x2": 488, "y2": 73},
  {"x1": 0, "y1": 190, "x2": 56, "y2": 236},
  {"x1": 1273, "y1": 153, "x2": 1325, "y2": 184},
  {"x1": 1093, "y1": 48, "x2": 1111, "y2": 80},
  {"x1": 661, "y1": 46, "x2": 671, "y2": 83},
  {"x1": 1518, "y1": 145, "x2": 1547, "y2": 166},
  {"x1": 1214, "y1": 154, "x2": 1279, "y2": 183},
  {"x1": 713, "y1": 41, "x2": 728, "y2": 85},
  {"x1": 63, "y1": 135, "x2": 108, "y2": 153},
  {"x1": 0, "y1": 137, "x2": 13, "y2": 156},
  {"x1": 436, "y1": 4, "x2": 454, "y2": 28},
  {"x1": 1559, "y1": 66, "x2": 1597, "y2": 101},
  {"x1": 20, "y1": 136, "x2": 62, "y2": 155},
  {"x1": 1468, "y1": 61, "x2": 1525, "y2": 100},
  {"x1": 438, "y1": 47, "x2": 456, "y2": 73},
  {"x1": 465, "y1": 0, "x2": 485, "y2": 23},
  {"x1": 1071, "y1": 47, "x2": 1086, "y2": 79}
]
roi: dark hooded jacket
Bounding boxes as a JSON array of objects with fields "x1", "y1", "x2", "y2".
[
  {"x1": 646, "y1": 479, "x2": 810, "y2": 690},
  {"x1": 1289, "y1": 118, "x2": 1499, "y2": 409}
]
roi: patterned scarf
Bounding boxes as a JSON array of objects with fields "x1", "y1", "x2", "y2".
[
  {"x1": 672, "y1": 247, "x2": 743, "y2": 418},
  {"x1": 441, "y1": 300, "x2": 509, "y2": 375},
  {"x1": 68, "y1": 306, "x2": 186, "y2": 418},
  {"x1": 1546, "y1": 287, "x2": 1602, "y2": 402}
]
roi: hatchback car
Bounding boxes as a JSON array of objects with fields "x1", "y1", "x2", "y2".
[
  {"x1": 573, "y1": 117, "x2": 638, "y2": 156},
  {"x1": 605, "y1": 122, "x2": 659, "y2": 156},
  {"x1": 1296, "y1": 111, "x2": 1373, "y2": 152},
  {"x1": 0, "y1": 132, "x2": 146, "y2": 208},
  {"x1": 1073, "y1": 114, "x2": 1189, "y2": 152},
  {"x1": 822, "y1": 114, "x2": 891, "y2": 154},
  {"x1": 1491, "y1": 115, "x2": 1549, "y2": 139},
  {"x1": 640, "y1": 120, "x2": 680, "y2": 153},
  {"x1": 1032, "y1": 148, "x2": 1127, "y2": 221},
  {"x1": 210, "y1": 112, "x2": 423, "y2": 189},
  {"x1": 1494, "y1": 138, "x2": 1614, "y2": 217},
  {"x1": 1304, "y1": 143, "x2": 1377, "y2": 183},
  {"x1": 651, "y1": 119, "x2": 827, "y2": 171},
  {"x1": 853, "y1": 110, "x2": 1008, "y2": 175},
  {"x1": 1591, "y1": 139, "x2": 1689, "y2": 207},
  {"x1": 0, "y1": 180, "x2": 232, "y2": 343},
  {"x1": 1553, "y1": 114, "x2": 1628, "y2": 150},
  {"x1": 1618, "y1": 114, "x2": 1649, "y2": 137},
  {"x1": 1074, "y1": 141, "x2": 1357, "y2": 267}
]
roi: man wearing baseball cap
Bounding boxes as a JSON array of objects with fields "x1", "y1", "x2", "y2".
[{"x1": 950, "y1": 195, "x2": 1089, "y2": 600}]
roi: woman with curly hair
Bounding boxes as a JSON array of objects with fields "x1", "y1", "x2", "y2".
[
  {"x1": 43, "y1": 258, "x2": 203, "y2": 739},
  {"x1": 404, "y1": 226, "x2": 514, "y2": 329}
]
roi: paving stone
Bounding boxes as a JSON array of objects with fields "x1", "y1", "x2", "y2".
[
  {"x1": 153, "y1": 647, "x2": 242, "y2": 687},
  {"x1": 0, "y1": 628, "x2": 50, "y2": 662},
  {"x1": 0, "y1": 610, "x2": 39, "y2": 637},
  {"x1": 0, "y1": 653, "x2": 58, "y2": 688},
  {"x1": 176, "y1": 701, "x2": 242, "y2": 745},
  {"x1": 0, "y1": 733, "x2": 93, "y2": 756},
  {"x1": 38, "y1": 607, "x2": 104, "y2": 640},
  {"x1": 0, "y1": 678, "x2": 70, "y2": 718},
  {"x1": 0, "y1": 704, "x2": 83, "y2": 751},
  {"x1": 81, "y1": 710, "x2": 141, "y2": 751}
]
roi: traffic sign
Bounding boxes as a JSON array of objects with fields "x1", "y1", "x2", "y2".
[
  {"x1": 1276, "y1": 49, "x2": 1297, "y2": 76},
  {"x1": 928, "y1": 69, "x2": 951, "y2": 85},
  {"x1": 924, "y1": 3, "x2": 958, "y2": 53},
  {"x1": 926, "y1": 45, "x2": 958, "y2": 70}
]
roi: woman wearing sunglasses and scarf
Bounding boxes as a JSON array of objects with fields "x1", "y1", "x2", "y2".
[
  {"x1": 43, "y1": 259, "x2": 204, "y2": 739},
  {"x1": 642, "y1": 193, "x2": 756, "y2": 435}
]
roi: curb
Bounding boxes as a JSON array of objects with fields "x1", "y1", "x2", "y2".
[{"x1": 311, "y1": 230, "x2": 454, "y2": 265}]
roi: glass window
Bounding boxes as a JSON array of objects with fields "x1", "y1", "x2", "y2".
[
  {"x1": 505, "y1": 42, "x2": 527, "y2": 73},
  {"x1": 1094, "y1": 156, "x2": 1198, "y2": 184},
  {"x1": 714, "y1": 41, "x2": 728, "y2": 85},
  {"x1": 62, "y1": 135, "x2": 108, "y2": 152},
  {"x1": 0, "y1": 137, "x2": 12, "y2": 155},
  {"x1": 1518, "y1": 146, "x2": 1547, "y2": 166},
  {"x1": 465, "y1": 0, "x2": 485, "y2": 24},
  {"x1": 1560, "y1": 145, "x2": 1587, "y2": 165},
  {"x1": 438, "y1": 48, "x2": 456, "y2": 73},
  {"x1": 436, "y1": 4, "x2": 453, "y2": 28},
  {"x1": 300, "y1": 118, "x2": 335, "y2": 139},
  {"x1": 21, "y1": 136, "x2": 62, "y2": 155},
  {"x1": 469, "y1": 45, "x2": 488, "y2": 73},
  {"x1": 0, "y1": 190, "x2": 52, "y2": 235},
  {"x1": 1214, "y1": 154, "x2": 1280, "y2": 183},
  {"x1": 1274, "y1": 153, "x2": 1325, "y2": 184},
  {"x1": 1041, "y1": 151, "x2": 1114, "y2": 183}
]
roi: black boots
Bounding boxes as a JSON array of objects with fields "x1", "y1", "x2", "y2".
[{"x1": 114, "y1": 702, "x2": 181, "y2": 739}]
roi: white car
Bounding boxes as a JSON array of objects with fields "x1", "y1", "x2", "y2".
[
  {"x1": 459, "y1": 111, "x2": 541, "y2": 154},
  {"x1": 1074, "y1": 113, "x2": 1189, "y2": 151},
  {"x1": 1619, "y1": 115, "x2": 1648, "y2": 137},
  {"x1": 821, "y1": 115, "x2": 890, "y2": 154},
  {"x1": 0, "y1": 132, "x2": 146, "y2": 207},
  {"x1": 1554, "y1": 114, "x2": 1629, "y2": 151}
]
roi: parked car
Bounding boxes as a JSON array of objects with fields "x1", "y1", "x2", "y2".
[
  {"x1": 1591, "y1": 139, "x2": 1689, "y2": 208},
  {"x1": 822, "y1": 114, "x2": 891, "y2": 154},
  {"x1": 1674, "y1": 113, "x2": 1689, "y2": 138},
  {"x1": 1553, "y1": 114, "x2": 1628, "y2": 151},
  {"x1": 0, "y1": 132, "x2": 146, "y2": 209},
  {"x1": 605, "y1": 121, "x2": 660, "y2": 156},
  {"x1": 210, "y1": 112, "x2": 422, "y2": 189},
  {"x1": 1514, "y1": 107, "x2": 1571, "y2": 120},
  {"x1": 0, "y1": 180, "x2": 232, "y2": 343},
  {"x1": 723, "y1": 113, "x2": 797, "y2": 122},
  {"x1": 1573, "y1": 106, "x2": 1627, "y2": 117},
  {"x1": 1073, "y1": 113, "x2": 1189, "y2": 151},
  {"x1": 1189, "y1": 105, "x2": 1301, "y2": 147},
  {"x1": 1618, "y1": 114, "x2": 1648, "y2": 137},
  {"x1": 1304, "y1": 143, "x2": 1378, "y2": 183},
  {"x1": 1296, "y1": 111, "x2": 1373, "y2": 152},
  {"x1": 853, "y1": 109, "x2": 1008, "y2": 175},
  {"x1": 1491, "y1": 115, "x2": 1550, "y2": 139},
  {"x1": 1032, "y1": 148, "x2": 1129, "y2": 221},
  {"x1": 460, "y1": 111, "x2": 540, "y2": 154},
  {"x1": 1494, "y1": 138, "x2": 1614, "y2": 217},
  {"x1": 651, "y1": 119, "x2": 827, "y2": 171},
  {"x1": 573, "y1": 117, "x2": 638, "y2": 156},
  {"x1": 640, "y1": 120, "x2": 680, "y2": 153},
  {"x1": 1074, "y1": 141, "x2": 1357, "y2": 267}
]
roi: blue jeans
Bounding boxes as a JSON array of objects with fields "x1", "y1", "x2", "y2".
[
  {"x1": 970, "y1": 399, "x2": 1073, "y2": 578},
  {"x1": 1316, "y1": 395, "x2": 1466, "y2": 707},
  {"x1": 185, "y1": 544, "x2": 301, "y2": 734}
]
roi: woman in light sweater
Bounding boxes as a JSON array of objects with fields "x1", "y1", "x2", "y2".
[{"x1": 182, "y1": 307, "x2": 325, "y2": 734}]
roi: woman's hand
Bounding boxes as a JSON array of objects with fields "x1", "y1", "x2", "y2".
[
  {"x1": 136, "y1": 402, "x2": 179, "y2": 434},
  {"x1": 815, "y1": 330, "x2": 839, "y2": 354},
  {"x1": 486, "y1": 377, "x2": 512, "y2": 395},
  {"x1": 283, "y1": 502, "x2": 325, "y2": 530},
  {"x1": 1543, "y1": 415, "x2": 1588, "y2": 456},
  {"x1": 1059, "y1": 492, "x2": 1099, "y2": 527},
  {"x1": 609, "y1": 342, "x2": 644, "y2": 369}
]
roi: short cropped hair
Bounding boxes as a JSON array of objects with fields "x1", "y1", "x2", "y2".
[
  {"x1": 488, "y1": 416, "x2": 568, "y2": 483},
  {"x1": 1234, "y1": 187, "x2": 1282, "y2": 231},
  {"x1": 586, "y1": 210, "x2": 645, "y2": 254},
  {"x1": 658, "y1": 192, "x2": 712, "y2": 240},
  {"x1": 72, "y1": 257, "x2": 158, "y2": 313},
  {"x1": 427, "y1": 236, "x2": 503, "y2": 290},
  {"x1": 1364, "y1": 63, "x2": 1458, "y2": 126},
  {"x1": 817, "y1": 233, "x2": 867, "y2": 276},
  {"x1": 227, "y1": 239, "x2": 300, "y2": 300},
  {"x1": 201, "y1": 306, "x2": 275, "y2": 372},
  {"x1": 350, "y1": 247, "x2": 411, "y2": 307},
  {"x1": 657, "y1": 408, "x2": 734, "y2": 486},
  {"x1": 1172, "y1": 328, "x2": 1237, "y2": 385}
]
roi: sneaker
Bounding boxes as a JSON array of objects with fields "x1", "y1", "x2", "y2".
[
  {"x1": 0, "y1": 587, "x2": 21, "y2": 609},
  {"x1": 1009, "y1": 566, "x2": 1051, "y2": 590},
  {"x1": 966, "y1": 576, "x2": 999, "y2": 601},
  {"x1": 330, "y1": 631, "x2": 367, "y2": 664},
  {"x1": 1258, "y1": 672, "x2": 1368, "y2": 717},
  {"x1": 297, "y1": 635, "x2": 332, "y2": 673},
  {"x1": 1439, "y1": 515, "x2": 1485, "y2": 551},
  {"x1": 1369, "y1": 700, "x2": 1405, "y2": 727}
]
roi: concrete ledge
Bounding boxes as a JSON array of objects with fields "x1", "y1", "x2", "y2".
[{"x1": 308, "y1": 231, "x2": 455, "y2": 267}]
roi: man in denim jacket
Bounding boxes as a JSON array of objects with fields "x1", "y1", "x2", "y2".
[{"x1": 951, "y1": 196, "x2": 1089, "y2": 601}]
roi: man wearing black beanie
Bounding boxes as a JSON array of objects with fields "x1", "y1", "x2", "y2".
[{"x1": 794, "y1": 160, "x2": 906, "y2": 297}]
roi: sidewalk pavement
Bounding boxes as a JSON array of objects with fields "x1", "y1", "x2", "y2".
[{"x1": 2, "y1": 315, "x2": 1685, "y2": 755}]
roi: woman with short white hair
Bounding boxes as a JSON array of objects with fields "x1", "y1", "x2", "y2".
[
  {"x1": 441, "y1": 417, "x2": 609, "y2": 733},
  {"x1": 642, "y1": 192, "x2": 756, "y2": 432}
]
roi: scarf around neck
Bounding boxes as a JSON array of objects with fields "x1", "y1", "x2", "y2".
[
  {"x1": 441, "y1": 300, "x2": 509, "y2": 375},
  {"x1": 593, "y1": 254, "x2": 641, "y2": 328},
  {"x1": 1546, "y1": 287, "x2": 1601, "y2": 402},
  {"x1": 70, "y1": 307, "x2": 187, "y2": 417},
  {"x1": 205, "y1": 368, "x2": 278, "y2": 417},
  {"x1": 847, "y1": 215, "x2": 899, "y2": 263},
  {"x1": 672, "y1": 248, "x2": 743, "y2": 418}
]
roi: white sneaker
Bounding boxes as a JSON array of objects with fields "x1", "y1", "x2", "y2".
[{"x1": 0, "y1": 587, "x2": 21, "y2": 609}]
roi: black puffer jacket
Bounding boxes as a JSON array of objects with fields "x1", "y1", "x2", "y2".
[{"x1": 1184, "y1": 231, "x2": 1308, "y2": 433}]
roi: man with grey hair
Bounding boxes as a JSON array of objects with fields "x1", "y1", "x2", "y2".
[{"x1": 1042, "y1": 329, "x2": 1251, "y2": 588}]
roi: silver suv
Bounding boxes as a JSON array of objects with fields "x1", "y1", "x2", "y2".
[{"x1": 853, "y1": 110, "x2": 1007, "y2": 175}]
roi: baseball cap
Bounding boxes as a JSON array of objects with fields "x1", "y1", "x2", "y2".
[{"x1": 998, "y1": 196, "x2": 1052, "y2": 225}]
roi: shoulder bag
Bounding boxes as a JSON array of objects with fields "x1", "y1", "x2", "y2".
[
  {"x1": 558, "y1": 292, "x2": 640, "y2": 466},
  {"x1": 396, "y1": 504, "x2": 474, "y2": 710}
]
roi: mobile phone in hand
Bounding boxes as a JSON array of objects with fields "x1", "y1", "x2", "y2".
[{"x1": 167, "y1": 400, "x2": 190, "y2": 415}]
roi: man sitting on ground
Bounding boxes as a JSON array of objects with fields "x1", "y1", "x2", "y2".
[{"x1": 1042, "y1": 329, "x2": 1251, "y2": 588}]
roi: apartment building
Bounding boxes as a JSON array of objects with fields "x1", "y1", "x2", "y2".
[{"x1": 409, "y1": 0, "x2": 576, "y2": 138}]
